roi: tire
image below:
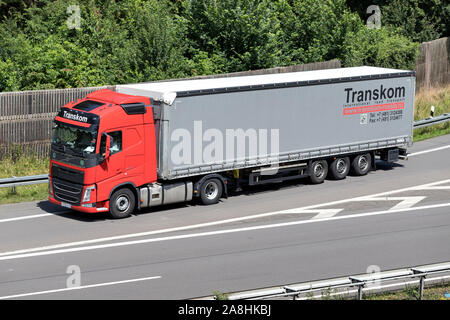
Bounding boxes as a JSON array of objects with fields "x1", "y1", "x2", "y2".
[
  {"x1": 199, "y1": 178, "x2": 223, "y2": 205},
  {"x1": 351, "y1": 153, "x2": 372, "y2": 176},
  {"x1": 329, "y1": 157, "x2": 350, "y2": 180},
  {"x1": 109, "y1": 188, "x2": 135, "y2": 219},
  {"x1": 309, "y1": 160, "x2": 328, "y2": 184}
]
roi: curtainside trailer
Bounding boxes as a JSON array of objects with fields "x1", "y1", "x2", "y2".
[{"x1": 49, "y1": 66, "x2": 415, "y2": 218}]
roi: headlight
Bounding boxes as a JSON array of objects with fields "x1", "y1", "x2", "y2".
[{"x1": 82, "y1": 185, "x2": 95, "y2": 202}]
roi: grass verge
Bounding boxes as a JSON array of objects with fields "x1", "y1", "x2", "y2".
[
  {"x1": 413, "y1": 85, "x2": 450, "y2": 142},
  {"x1": 304, "y1": 281, "x2": 450, "y2": 300},
  {"x1": 0, "y1": 156, "x2": 49, "y2": 205},
  {"x1": 364, "y1": 282, "x2": 450, "y2": 300}
]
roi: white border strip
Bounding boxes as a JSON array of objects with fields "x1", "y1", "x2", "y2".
[
  {"x1": 409, "y1": 145, "x2": 450, "y2": 156},
  {"x1": 0, "y1": 276, "x2": 161, "y2": 300}
]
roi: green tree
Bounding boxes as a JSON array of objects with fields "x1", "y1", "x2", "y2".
[
  {"x1": 182, "y1": 0, "x2": 283, "y2": 72},
  {"x1": 277, "y1": 0, "x2": 362, "y2": 64},
  {"x1": 346, "y1": 0, "x2": 449, "y2": 42},
  {"x1": 0, "y1": 0, "x2": 190, "y2": 90},
  {"x1": 342, "y1": 27, "x2": 419, "y2": 69}
]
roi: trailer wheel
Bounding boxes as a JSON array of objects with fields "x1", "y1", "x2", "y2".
[
  {"x1": 309, "y1": 160, "x2": 328, "y2": 184},
  {"x1": 351, "y1": 153, "x2": 371, "y2": 176},
  {"x1": 329, "y1": 157, "x2": 350, "y2": 180},
  {"x1": 109, "y1": 188, "x2": 135, "y2": 219},
  {"x1": 199, "y1": 178, "x2": 223, "y2": 205}
]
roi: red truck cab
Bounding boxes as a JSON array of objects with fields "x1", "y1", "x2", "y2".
[{"x1": 48, "y1": 89, "x2": 157, "y2": 217}]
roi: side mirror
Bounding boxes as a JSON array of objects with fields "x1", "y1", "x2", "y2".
[{"x1": 105, "y1": 134, "x2": 111, "y2": 159}]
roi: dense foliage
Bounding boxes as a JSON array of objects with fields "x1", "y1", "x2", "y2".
[{"x1": 0, "y1": 0, "x2": 444, "y2": 92}]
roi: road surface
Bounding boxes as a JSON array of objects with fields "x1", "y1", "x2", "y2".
[{"x1": 0, "y1": 134, "x2": 449, "y2": 299}]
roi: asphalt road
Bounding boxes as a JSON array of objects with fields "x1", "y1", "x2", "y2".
[{"x1": 0, "y1": 134, "x2": 449, "y2": 299}]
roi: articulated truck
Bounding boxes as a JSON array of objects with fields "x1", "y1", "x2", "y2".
[{"x1": 49, "y1": 66, "x2": 415, "y2": 218}]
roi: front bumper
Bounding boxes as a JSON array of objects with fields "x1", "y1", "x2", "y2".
[{"x1": 49, "y1": 196, "x2": 109, "y2": 213}]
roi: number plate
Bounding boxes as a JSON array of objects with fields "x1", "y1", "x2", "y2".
[{"x1": 61, "y1": 202, "x2": 72, "y2": 209}]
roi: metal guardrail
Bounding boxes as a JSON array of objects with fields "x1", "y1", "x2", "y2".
[
  {"x1": 0, "y1": 174, "x2": 48, "y2": 190},
  {"x1": 413, "y1": 113, "x2": 450, "y2": 129},
  {"x1": 219, "y1": 262, "x2": 450, "y2": 300},
  {"x1": 0, "y1": 115, "x2": 448, "y2": 190}
]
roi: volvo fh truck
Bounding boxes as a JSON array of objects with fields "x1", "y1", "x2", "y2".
[{"x1": 49, "y1": 66, "x2": 415, "y2": 218}]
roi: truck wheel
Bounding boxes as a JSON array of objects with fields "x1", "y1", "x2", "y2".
[
  {"x1": 200, "y1": 178, "x2": 223, "y2": 205},
  {"x1": 309, "y1": 160, "x2": 328, "y2": 184},
  {"x1": 109, "y1": 188, "x2": 135, "y2": 219},
  {"x1": 329, "y1": 157, "x2": 350, "y2": 180},
  {"x1": 351, "y1": 153, "x2": 371, "y2": 176}
]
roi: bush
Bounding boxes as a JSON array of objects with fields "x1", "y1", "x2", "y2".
[
  {"x1": 342, "y1": 27, "x2": 420, "y2": 69},
  {"x1": 0, "y1": 0, "x2": 425, "y2": 92}
]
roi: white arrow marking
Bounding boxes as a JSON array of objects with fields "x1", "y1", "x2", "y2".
[
  {"x1": 278, "y1": 208, "x2": 344, "y2": 219},
  {"x1": 358, "y1": 196, "x2": 426, "y2": 211},
  {"x1": 308, "y1": 209, "x2": 344, "y2": 220}
]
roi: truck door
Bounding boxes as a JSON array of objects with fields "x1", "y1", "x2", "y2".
[{"x1": 96, "y1": 130, "x2": 125, "y2": 193}]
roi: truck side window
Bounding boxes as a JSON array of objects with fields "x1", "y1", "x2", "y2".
[
  {"x1": 109, "y1": 131, "x2": 122, "y2": 154},
  {"x1": 100, "y1": 131, "x2": 122, "y2": 156}
]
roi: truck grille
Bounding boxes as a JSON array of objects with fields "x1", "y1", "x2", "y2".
[
  {"x1": 51, "y1": 164, "x2": 84, "y2": 184},
  {"x1": 52, "y1": 177, "x2": 83, "y2": 205}
]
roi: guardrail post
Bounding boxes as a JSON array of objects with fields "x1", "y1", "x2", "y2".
[
  {"x1": 11, "y1": 176, "x2": 16, "y2": 194},
  {"x1": 411, "y1": 268, "x2": 427, "y2": 300},
  {"x1": 418, "y1": 275, "x2": 425, "y2": 300},
  {"x1": 357, "y1": 283, "x2": 363, "y2": 300},
  {"x1": 350, "y1": 277, "x2": 365, "y2": 300}
]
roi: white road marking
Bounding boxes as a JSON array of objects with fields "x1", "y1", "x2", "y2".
[
  {"x1": 412, "y1": 186, "x2": 450, "y2": 191},
  {"x1": 0, "y1": 213, "x2": 53, "y2": 223},
  {"x1": 357, "y1": 196, "x2": 426, "y2": 211},
  {"x1": 0, "y1": 202, "x2": 449, "y2": 262},
  {"x1": 1, "y1": 178, "x2": 449, "y2": 259},
  {"x1": 409, "y1": 145, "x2": 450, "y2": 156},
  {"x1": 0, "y1": 276, "x2": 161, "y2": 300},
  {"x1": 386, "y1": 197, "x2": 426, "y2": 210},
  {"x1": 308, "y1": 209, "x2": 344, "y2": 220}
]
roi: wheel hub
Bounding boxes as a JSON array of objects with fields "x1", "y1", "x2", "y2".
[
  {"x1": 336, "y1": 159, "x2": 347, "y2": 174},
  {"x1": 205, "y1": 182, "x2": 219, "y2": 200},
  {"x1": 314, "y1": 163, "x2": 324, "y2": 177},
  {"x1": 358, "y1": 156, "x2": 369, "y2": 171},
  {"x1": 116, "y1": 195, "x2": 130, "y2": 212}
]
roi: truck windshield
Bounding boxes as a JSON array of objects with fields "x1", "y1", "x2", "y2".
[{"x1": 52, "y1": 123, "x2": 97, "y2": 155}]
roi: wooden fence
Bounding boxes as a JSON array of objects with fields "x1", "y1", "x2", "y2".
[
  {"x1": 0, "y1": 86, "x2": 114, "y2": 159},
  {"x1": 415, "y1": 37, "x2": 450, "y2": 91},
  {"x1": 0, "y1": 60, "x2": 340, "y2": 160}
]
